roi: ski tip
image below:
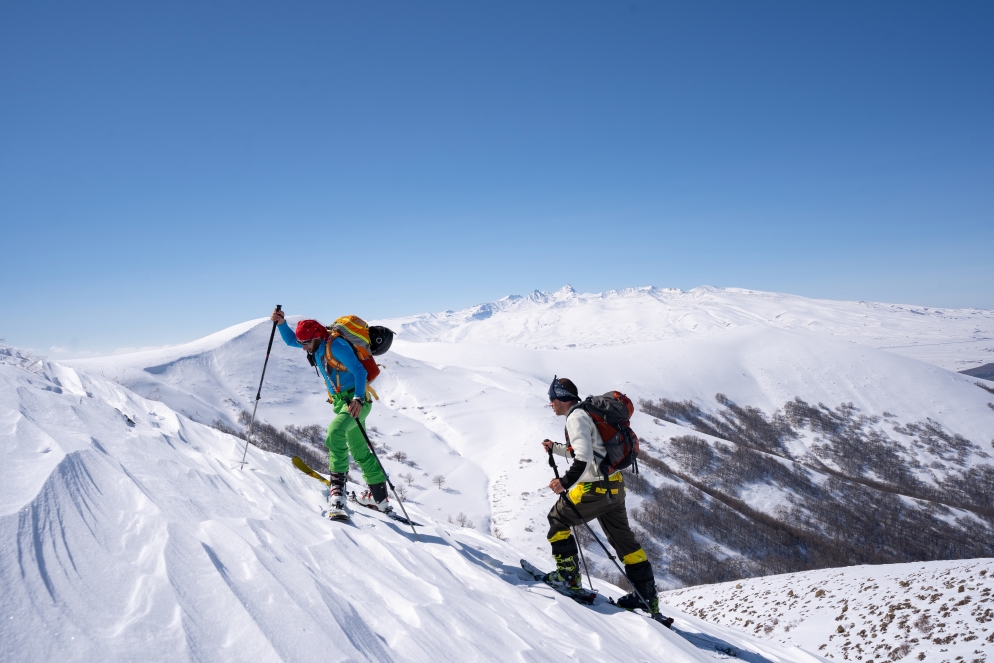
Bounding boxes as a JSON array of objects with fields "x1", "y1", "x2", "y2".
[{"x1": 322, "y1": 510, "x2": 351, "y2": 522}]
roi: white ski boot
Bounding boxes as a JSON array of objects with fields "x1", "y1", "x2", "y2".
[
  {"x1": 327, "y1": 472, "x2": 350, "y2": 521},
  {"x1": 352, "y1": 482, "x2": 393, "y2": 513}
]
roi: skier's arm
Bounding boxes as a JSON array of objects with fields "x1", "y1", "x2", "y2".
[
  {"x1": 277, "y1": 322, "x2": 303, "y2": 348},
  {"x1": 550, "y1": 441, "x2": 571, "y2": 459},
  {"x1": 560, "y1": 460, "x2": 588, "y2": 490},
  {"x1": 331, "y1": 337, "x2": 367, "y2": 399}
]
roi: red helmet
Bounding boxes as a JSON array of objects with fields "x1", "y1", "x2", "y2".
[{"x1": 295, "y1": 319, "x2": 329, "y2": 343}]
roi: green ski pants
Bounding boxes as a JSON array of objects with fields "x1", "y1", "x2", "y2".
[{"x1": 326, "y1": 390, "x2": 386, "y2": 485}]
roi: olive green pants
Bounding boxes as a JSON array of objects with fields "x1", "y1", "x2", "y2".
[
  {"x1": 326, "y1": 390, "x2": 385, "y2": 485},
  {"x1": 546, "y1": 483, "x2": 656, "y2": 596}
]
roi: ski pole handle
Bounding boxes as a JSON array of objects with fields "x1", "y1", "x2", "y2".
[{"x1": 547, "y1": 447, "x2": 561, "y2": 480}]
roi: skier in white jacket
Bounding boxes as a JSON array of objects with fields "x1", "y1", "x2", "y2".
[{"x1": 542, "y1": 376, "x2": 663, "y2": 618}]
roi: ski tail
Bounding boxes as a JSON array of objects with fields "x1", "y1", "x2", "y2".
[
  {"x1": 292, "y1": 456, "x2": 329, "y2": 485},
  {"x1": 349, "y1": 492, "x2": 423, "y2": 527},
  {"x1": 520, "y1": 560, "x2": 597, "y2": 605}
]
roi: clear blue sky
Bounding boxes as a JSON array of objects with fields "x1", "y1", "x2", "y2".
[{"x1": 2, "y1": 1, "x2": 991, "y2": 356}]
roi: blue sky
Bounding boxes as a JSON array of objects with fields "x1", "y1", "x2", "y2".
[{"x1": 2, "y1": 1, "x2": 991, "y2": 356}]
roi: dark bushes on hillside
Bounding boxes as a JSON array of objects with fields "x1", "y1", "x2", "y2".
[
  {"x1": 633, "y1": 395, "x2": 994, "y2": 588},
  {"x1": 211, "y1": 412, "x2": 327, "y2": 472}
]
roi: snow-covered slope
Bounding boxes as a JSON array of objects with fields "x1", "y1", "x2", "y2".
[
  {"x1": 64, "y1": 287, "x2": 994, "y2": 577},
  {"x1": 0, "y1": 347, "x2": 827, "y2": 662},
  {"x1": 14, "y1": 285, "x2": 994, "y2": 659},
  {"x1": 661, "y1": 557, "x2": 994, "y2": 662}
]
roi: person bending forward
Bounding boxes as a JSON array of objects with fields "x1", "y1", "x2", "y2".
[{"x1": 272, "y1": 308, "x2": 389, "y2": 520}]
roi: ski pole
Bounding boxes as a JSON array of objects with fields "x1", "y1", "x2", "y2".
[
  {"x1": 353, "y1": 415, "x2": 420, "y2": 542},
  {"x1": 236, "y1": 304, "x2": 281, "y2": 469},
  {"x1": 548, "y1": 449, "x2": 594, "y2": 588},
  {"x1": 574, "y1": 526, "x2": 593, "y2": 591},
  {"x1": 547, "y1": 448, "x2": 655, "y2": 614}
]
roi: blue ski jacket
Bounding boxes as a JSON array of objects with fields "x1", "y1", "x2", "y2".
[{"x1": 277, "y1": 322, "x2": 367, "y2": 398}]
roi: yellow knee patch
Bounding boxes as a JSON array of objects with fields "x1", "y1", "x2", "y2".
[
  {"x1": 567, "y1": 483, "x2": 587, "y2": 504},
  {"x1": 548, "y1": 530, "x2": 573, "y2": 544},
  {"x1": 622, "y1": 548, "x2": 648, "y2": 565}
]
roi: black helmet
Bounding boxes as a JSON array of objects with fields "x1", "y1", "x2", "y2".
[{"x1": 368, "y1": 326, "x2": 394, "y2": 356}]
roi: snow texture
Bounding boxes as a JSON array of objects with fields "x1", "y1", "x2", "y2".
[{"x1": 661, "y1": 557, "x2": 994, "y2": 662}]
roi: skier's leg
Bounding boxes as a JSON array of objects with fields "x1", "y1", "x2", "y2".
[
  {"x1": 546, "y1": 499, "x2": 582, "y2": 557},
  {"x1": 546, "y1": 490, "x2": 618, "y2": 589},
  {"x1": 324, "y1": 398, "x2": 353, "y2": 518},
  {"x1": 597, "y1": 489, "x2": 658, "y2": 610},
  {"x1": 326, "y1": 400, "x2": 353, "y2": 475},
  {"x1": 344, "y1": 399, "x2": 386, "y2": 486},
  {"x1": 545, "y1": 499, "x2": 584, "y2": 588}
]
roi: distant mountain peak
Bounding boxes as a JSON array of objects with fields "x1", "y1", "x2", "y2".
[{"x1": 381, "y1": 284, "x2": 994, "y2": 360}]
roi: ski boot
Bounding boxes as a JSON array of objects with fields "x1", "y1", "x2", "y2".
[
  {"x1": 542, "y1": 554, "x2": 581, "y2": 590},
  {"x1": 614, "y1": 592, "x2": 673, "y2": 628},
  {"x1": 352, "y1": 482, "x2": 393, "y2": 513},
  {"x1": 327, "y1": 472, "x2": 350, "y2": 521}
]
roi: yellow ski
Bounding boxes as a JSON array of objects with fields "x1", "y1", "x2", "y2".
[{"x1": 292, "y1": 456, "x2": 329, "y2": 485}]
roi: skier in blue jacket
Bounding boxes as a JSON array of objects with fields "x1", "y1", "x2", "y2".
[{"x1": 271, "y1": 308, "x2": 388, "y2": 520}]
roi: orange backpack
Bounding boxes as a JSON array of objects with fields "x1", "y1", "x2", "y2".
[{"x1": 323, "y1": 315, "x2": 393, "y2": 399}]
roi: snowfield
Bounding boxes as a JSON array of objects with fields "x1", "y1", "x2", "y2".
[
  {"x1": 5, "y1": 284, "x2": 994, "y2": 660},
  {"x1": 0, "y1": 347, "x2": 825, "y2": 662}
]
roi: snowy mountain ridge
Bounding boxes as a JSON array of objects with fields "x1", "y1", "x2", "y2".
[{"x1": 388, "y1": 285, "x2": 994, "y2": 371}]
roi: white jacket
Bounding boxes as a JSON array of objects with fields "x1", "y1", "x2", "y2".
[{"x1": 551, "y1": 407, "x2": 607, "y2": 484}]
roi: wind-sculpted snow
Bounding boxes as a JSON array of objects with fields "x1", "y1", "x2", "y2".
[
  {"x1": 1, "y1": 356, "x2": 829, "y2": 662},
  {"x1": 661, "y1": 558, "x2": 994, "y2": 662}
]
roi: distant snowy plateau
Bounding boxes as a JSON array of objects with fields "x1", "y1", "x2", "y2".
[{"x1": 3, "y1": 285, "x2": 993, "y2": 662}]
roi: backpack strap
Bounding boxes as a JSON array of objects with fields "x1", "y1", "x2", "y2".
[{"x1": 562, "y1": 401, "x2": 606, "y2": 480}]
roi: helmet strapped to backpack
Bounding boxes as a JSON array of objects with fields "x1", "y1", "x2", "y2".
[
  {"x1": 568, "y1": 391, "x2": 640, "y2": 478},
  {"x1": 367, "y1": 325, "x2": 394, "y2": 356}
]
